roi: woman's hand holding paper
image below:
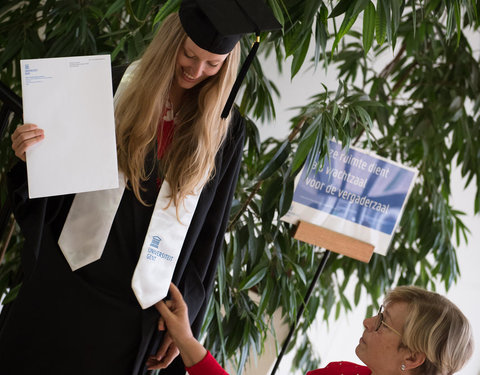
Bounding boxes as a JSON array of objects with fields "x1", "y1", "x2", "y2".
[{"x1": 11, "y1": 123, "x2": 44, "y2": 162}]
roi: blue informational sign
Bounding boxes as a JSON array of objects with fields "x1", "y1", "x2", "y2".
[{"x1": 293, "y1": 141, "x2": 417, "y2": 235}]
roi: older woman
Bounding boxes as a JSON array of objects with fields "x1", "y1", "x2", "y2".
[{"x1": 157, "y1": 284, "x2": 473, "y2": 375}]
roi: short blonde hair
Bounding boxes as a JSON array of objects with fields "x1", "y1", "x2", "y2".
[{"x1": 385, "y1": 286, "x2": 473, "y2": 375}]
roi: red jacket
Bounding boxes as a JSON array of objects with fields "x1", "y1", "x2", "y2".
[
  {"x1": 307, "y1": 361, "x2": 371, "y2": 375},
  {"x1": 186, "y1": 352, "x2": 371, "y2": 375}
]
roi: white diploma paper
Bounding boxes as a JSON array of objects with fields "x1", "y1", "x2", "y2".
[{"x1": 20, "y1": 55, "x2": 118, "y2": 198}]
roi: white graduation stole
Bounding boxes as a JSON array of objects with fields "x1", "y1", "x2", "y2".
[
  {"x1": 58, "y1": 173, "x2": 202, "y2": 309},
  {"x1": 131, "y1": 179, "x2": 202, "y2": 309},
  {"x1": 58, "y1": 176, "x2": 202, "y2": 308},
  {"x1": 58, "y1": 61, "x2": 202, "y2": 309},
  {"x1": 57, "y1": 174, "x2": 126, "y2": 270}
]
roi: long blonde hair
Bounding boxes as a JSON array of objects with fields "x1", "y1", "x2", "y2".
[
  {"x1": 385, "y1": 286, "x2": 473, "y2": 375},
  {"x1": 115, "y1": 13, "x2": 240, "y2": 207}
]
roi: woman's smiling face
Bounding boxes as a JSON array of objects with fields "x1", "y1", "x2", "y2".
[{"x1": 174, "y1": 37, "x2": 228, "y2": 90}]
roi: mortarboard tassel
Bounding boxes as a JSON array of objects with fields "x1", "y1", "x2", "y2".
[{"x1": 221, "y1": 33, "x2": 260, "y2": 119}]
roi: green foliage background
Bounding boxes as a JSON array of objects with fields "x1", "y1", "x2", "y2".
[{"x1": 1, "y1": 0, "x2": 479, "y2": 373}]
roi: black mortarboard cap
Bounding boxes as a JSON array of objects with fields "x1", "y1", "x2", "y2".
[{"x1": 179, "y1": 0, "x2": 282, "y2": 118}]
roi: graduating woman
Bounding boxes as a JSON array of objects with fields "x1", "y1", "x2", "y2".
[{"x1": 0, "y1": 1, "x2": 280, "y2": 374}]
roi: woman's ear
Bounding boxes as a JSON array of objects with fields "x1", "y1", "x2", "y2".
[{"x1": 404, "y1": 351, "x2": 426, "y2": 371}]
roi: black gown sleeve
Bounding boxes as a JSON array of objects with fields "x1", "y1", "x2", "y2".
[
  {"x1": 6, "y1": 162, "x2": 68, "y2": 277},
  {"x1": 140, "y1": 110, "x2": 246, "y2": 375},
  {"x1": 185, "y1": 110, "x2": 246, "y2": 335}
]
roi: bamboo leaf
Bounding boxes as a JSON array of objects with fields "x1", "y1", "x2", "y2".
[
  {"x1": 257, "y1": 141, "x2": 291, "y2": 180},
  {"x1": 133, "y1": 30, "x2": 145, "y2": 55},
  {"x1": 261, "y1": 176, "x2": 283, "y2": 215},
  {"x1": 153, "y1": 0, "x2": 181, "y2": 27},
  {"x1": 246, "y1": 117, "x2": 261, "y2": 155},
  {"x1": 352, "y1": 0, "x2": 371, "y2": 16},
  {"x1": 446, "y1": 3, "x2": 455, "y2": 40},
  {"x1": 454, "y1": 0, "x2": 461, "y2": 47},
  {"x1": 331, "y1": 7, "x2": 358, "y2": 56},
  {"x1": 329, "y1": 0, "x2": 351, "y2": 18},
  {"x1": 375, "y1": 0, "x2": 387, "y2": 45},
  {"x1": 268, "y1": 0, "x2": 285, "y2": 27},
  {"x1": 355, "y1": 105, "x2": 374, "y2": 130},
  {"x1": 291, "y1": 32, "x2": 311, "y2": 78},
  {"x1": 2, "y1": 283, "x2": 21, "y2": 305},
  {"x1": 412, "y1": 0, "x2": 417, "y2": 38},
  {"x1": 391, "y1": 0, "x2": 401, "y2": 35},
  {"x1": 279, "y1": 177, "x2": 294, "y2": 216},
  {"x1": 354, "y1": 282, "x2": 362, "y2": 305},
  {"x1": 239, "y1": 265, "x2": 268, "y2": 290},
  {"x1": 291, "y1": 262, "x2": 307, "y2": 285},
  {"x1": 257, "y1": 276, "x2": 274, "y2": 317},
  {"x1": 314, "y1": 6, "x2": 328, "y2": 69},
  {"x1": 102, "y1": 0, "x2": 124, "y2": 21},
  {"x1": 362, "y1": 2, "x2": 375, "y2": 53},
  {"x1": 381, "y1": 0, "x2": 392, "y2": 45},
  {"x1": 214, "y1": 300, "x2": 228, "y2": 362},
  {"x1": 335, "y1": 301, "x2": 341, "y2": 319},
  {"x1": 291, "y1": 120, "x2": 320, "y2": 173},
  {"x1": 217, "y1": 249, "x2": 226, "y2": 309}
]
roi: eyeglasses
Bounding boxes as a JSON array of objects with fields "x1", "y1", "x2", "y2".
[{"x1": 375, "y1": 305, "x2": 402, "y2": 337}]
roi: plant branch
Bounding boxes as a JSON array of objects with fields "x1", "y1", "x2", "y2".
[
  {"x1": 227, "y1": 180, "x2": 262, "y2": 232},
  {"x1": 379, "y1": 43, "x2": 407, "y2": 79},
  {"x1": 288, "y1": 116, "x2": 307, "y2": 142},
  {"x1": 0, "y1": 217, "x2": 15, "y2": 265},
  {"x1": 227, "y1": 116, "x2": 307, "y2": 232}
]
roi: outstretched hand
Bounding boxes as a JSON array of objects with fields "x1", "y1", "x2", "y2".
[
  {"x1": 149, "y1": 283, "x2": 207, "y2": 368},
  {"x1": 155, "y1": 282, "x2": 194, "y2": 344},
  {"x1": 146, "y1": 331, "x2": 180, "y2": 371}
]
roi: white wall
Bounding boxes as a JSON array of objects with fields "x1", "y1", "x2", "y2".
[{"x1": 255, "y1": 33, "x2": 480, "y2": 375}]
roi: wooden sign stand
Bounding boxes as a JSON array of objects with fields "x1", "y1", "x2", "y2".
[
  {"x1": 270, "y1": 221, "x2": 374, "y2": 375},
  {"x1": 293, "y1": 220, "x2": 374, "y2": 263}
]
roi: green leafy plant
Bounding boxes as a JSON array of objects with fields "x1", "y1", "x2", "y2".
[{"x1": 1, "y1": 1, "x2": 479, "y2": 374}]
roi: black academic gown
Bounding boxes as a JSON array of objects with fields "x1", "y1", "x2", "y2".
[{"x1": 0, "y1": 69, "x2": 245, "y2": 375}]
